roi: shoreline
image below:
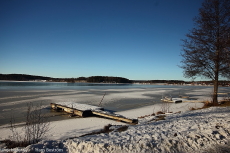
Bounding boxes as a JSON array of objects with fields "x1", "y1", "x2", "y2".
[
  {"x1": 1, "y1": 103, "x2": 230, "y2": 153},
  {"x1": 0, "y1": 102, "x2": 204, "y2": 141},
  {"x1": 1, "y1": 80, "x2": 228, "y2": 87}
]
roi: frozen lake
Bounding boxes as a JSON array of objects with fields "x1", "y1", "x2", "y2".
[{"x1": 0, "y1": 81, "x2": 229, "y2": 126}]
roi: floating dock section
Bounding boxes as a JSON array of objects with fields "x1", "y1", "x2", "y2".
[
  {"x1": 161, "y1": 98, "x2": 205, "y2": 103},
  {"x1": 50, "y1": 102, "x2": 138, "y2": 124},
  {"x1": 161, "y1": 97, "x2": 183, "y2": 103}
]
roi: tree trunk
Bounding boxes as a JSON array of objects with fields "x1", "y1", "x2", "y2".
[
  {"x1": 213, "y1": 80, "x2": 218, "y2": 105},
  {"x1": 213, "y1": 52, "x2": 219, "y2": 105}
]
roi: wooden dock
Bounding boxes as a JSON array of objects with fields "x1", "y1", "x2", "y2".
[
  {"x1": 51, "y1": 103, "x2": 94, "y2": 117},
  {"x1": 50, "y1": 102, "x2": 138, "y2": 124}
]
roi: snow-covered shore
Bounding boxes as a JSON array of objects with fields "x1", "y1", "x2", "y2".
[
  {"x1": 23, "y1": 106, "x2": 230, "y2": 153},
  {"x1": 1, "y1": 102, "x2": 230, "y2": 153}
]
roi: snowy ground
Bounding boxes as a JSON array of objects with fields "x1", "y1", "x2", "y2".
[
  {"x1": 23, "y1": 106, "x2": 230, "y2": 153},
  {"x1": 1, "y1": 103, "x2": 230, "y2": 153}
]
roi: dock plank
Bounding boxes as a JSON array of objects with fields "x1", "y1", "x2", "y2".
[{"x1": 92, "y1": 110, "x2": 138, "y2": 124}]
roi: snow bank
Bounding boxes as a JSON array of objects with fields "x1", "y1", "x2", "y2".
[{"x1": 21, "y1": 106, "x2": 230, "y2": 153}]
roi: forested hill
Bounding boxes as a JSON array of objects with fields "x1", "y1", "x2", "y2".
[
  {"x1": 86, "y1": 76, "x2": 132, "y2": 83},
  {"x1": 0, "y1": 74, "x2": 52, "y2": 81},
  {"x1": 0, "y1": 74, "x2": 132, "y2": 83}
]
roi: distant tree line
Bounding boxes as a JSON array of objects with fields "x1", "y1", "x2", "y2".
[
  {"x1": 0, "y1": 74, "x2": 132, "y2": 83},
  {"x1": 0, "y1": 74, "x2": 52, "y2": 81},
  {"x1": 87, "y1": 76, "x2": 132, "y2": 83},
  {"x1": 132, "y1": 80, "x2": 230, "y2": 85},
  {"x1": 133, "y1": 80, "x2": 185, "y2": 84},
  {"x1": 1, "y1": 74, "x2": 229, "y2": 85}
]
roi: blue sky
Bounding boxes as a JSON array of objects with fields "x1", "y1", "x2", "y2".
[{"x1": 0, "y1": 0, "x2": 203, "y2": 80}]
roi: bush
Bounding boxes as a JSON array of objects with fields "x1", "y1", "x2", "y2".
[{"x1": 8, "y1": 102, "x2": 50, "y2": 148}]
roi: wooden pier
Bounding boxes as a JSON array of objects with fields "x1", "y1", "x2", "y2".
[{"x1": 50, "y1": 102, "x2": 138, "y2": 124}]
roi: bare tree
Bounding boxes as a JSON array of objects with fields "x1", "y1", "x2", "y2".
[{"x1": 180, "y1": 0, "x2": 230, "y2": 104}]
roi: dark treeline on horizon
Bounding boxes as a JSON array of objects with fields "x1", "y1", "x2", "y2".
[
  {"x1": 0, "y1": 74, "x2": 230, "y2": 85},
  {"x1": 132, "y1": 80, "x2": 185, "y2": 84},
  {"x1": 0, "y1": 74, "x2": 132, "y2": 83},
  {"x1": 0, "y1": 74, "x2": 52, "y2": 81},
  {"x1": 86, "y1": 76, "x2": 132, "y2": 83}
]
